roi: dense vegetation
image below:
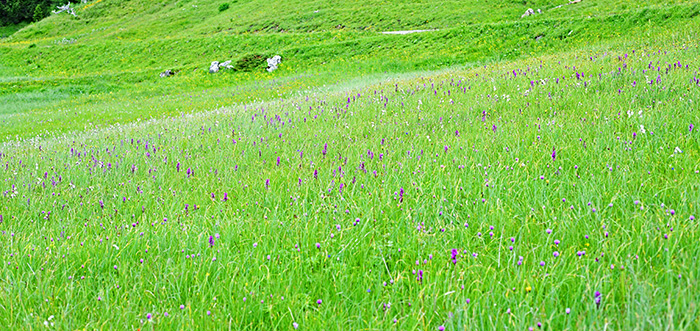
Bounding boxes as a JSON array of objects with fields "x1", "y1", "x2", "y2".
[
  {"x1": 0, "y1": 0, "x2": 63, "y2": 25},
  {"x1": 2, "y1": 0, "x2": 699, "y2": 140},
  {"x1": 1, "y1": 0, "x2": 699, "y2": 329}
]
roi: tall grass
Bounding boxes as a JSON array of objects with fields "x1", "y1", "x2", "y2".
[
  {"x1": 2, "y1": 1, "x2": 700, "y2": 140},
  {"x1": 1, "y1": 31, "x2": 698, "y2": 329}
]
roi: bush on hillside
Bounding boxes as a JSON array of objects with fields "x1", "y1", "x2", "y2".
[
  {"x1": 1, "y1": 0, "x2": 58, "y2": 25},
  {"x1": 218, "y1": 3, "x2": 229, "y2": 12},
  {"x1": 33, "y1": 4, "x2": 45, "y2": 22},
  {"x1": 234, "y1": 54, "x2": 268, "y2": 72}
]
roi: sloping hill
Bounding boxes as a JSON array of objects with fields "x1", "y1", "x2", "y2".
[
  {"x1": 1, "y1": 1, "x2": 700, "y2": 329},
  {"x1": 0, "y1": 0, "x2": 699, "y2": 141},
  {"x1": 1, "y1": 28, "x2": 699, "y2": 329},
  {"x1": 10, "y1": 0, "x2": 686, "y2": 40}
]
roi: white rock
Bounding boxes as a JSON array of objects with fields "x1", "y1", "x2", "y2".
[
  {"x1": 52, "y1": 2, "x2": 76, "y2": 16},
  {"x1": 209, "y1": 61, "x2": 220, "y2": 73},
  {"x1": 266, "y1": 55, "x2": 282, "y2": 72},
  {"x1": 159, "y1": 70, "x2": 174, "y2": 78},
  {"x1": 521, "y1": 8, "x2": 535, "y2": 18},
  {"x1": 219, "y1": 60, "x2": 233, "y2": 69}
]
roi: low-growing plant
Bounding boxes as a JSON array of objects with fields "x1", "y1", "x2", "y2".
[
  {"x1": 218, "y1": 2, "x2": 229, "y2": 12},
  {"x1": 233, "y1": 53, "x2": 268, "y2": 72}
]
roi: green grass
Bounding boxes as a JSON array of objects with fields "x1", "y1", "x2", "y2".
[
  {"x1": 0, "y1": 22, "x2": 28, "y2": 39},
  {"x1": 1, "y1": 0, "x2": 700, "y2": 329},
  {"x1": 2, "y1": 30, "x2": 700, "y2": 329},
  {"x1": 2, "y1": 0, "x2": 700, "y2": 140}
]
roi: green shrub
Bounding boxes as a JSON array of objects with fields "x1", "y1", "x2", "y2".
[
  {"x1": 218, "y1": 3, "x2": 229, "y2": 12},
  {"x1": 234, "y1": 54, "x2": 268, "y2": 72},
  {"x1": 32, "y1": 4, "x2": 45, "y2": 23}
]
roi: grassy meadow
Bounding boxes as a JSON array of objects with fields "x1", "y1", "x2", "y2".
[
  {"x1": 2, "y1": 0, "x2": 700, "y2": 139},
  {"x1": 1, "y1": 0, "x2": 700, "y2": 330}
]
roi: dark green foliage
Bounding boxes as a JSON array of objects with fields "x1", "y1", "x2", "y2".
[
  {"x1": 1, "y1": 0, "x2": 60, "y2": 25},
  {"x1": 0, "y1": 22, "x2": 27, "y2": 37},
  {"x1": 218, "y1": 2, "x2": 229, "y2": 12},
  {"x1": 32, "y1": 3, "x2": 44, "y2": 22},
  {"x1": 233, "y1": 53, "x2": 268, "y2": 72}
]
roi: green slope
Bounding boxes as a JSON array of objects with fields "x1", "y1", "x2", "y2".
[
  {"x1": 0, "y1": 0, "x2": 699, "y2": 141},
  {"x1": 1, "y1": 1, "x2": 700, "y2": 329}
]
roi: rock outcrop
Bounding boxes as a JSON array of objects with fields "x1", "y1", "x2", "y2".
[
  {"x1": 521, "y1": 8, "x2": 535, "y2": 18},
  {"x1": 209, "y1": 61, "x2": 220, "y2": 73},
  {"x1": 219, "y1": 60, "x2": 233, "y2": 69},
  {"x1": 209, "y1": 60, "x2": 235, "y2": 73},
  {"x1": 159, "y1": 70, "x2": 174, "y2": 78},
  {"x1": 266, "y1": 55, "x2": 282, "y2": 72},
  {"x1": 52, "y1": 3, "x2": 76, "y2": 16}
]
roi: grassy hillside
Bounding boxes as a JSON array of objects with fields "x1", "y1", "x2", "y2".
[
  {"x1": 1, "y1": 1, "x2": 700, "y2": 329},
  {"x1": 1, "y1": 0, "x2": 699, "y2": 140},
  {"x1": 9, "y1": 0, "x2": 688, "y2": 40},
  {"x1": 1, "y1": 30, "x2": 699, "y2": 329}
]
